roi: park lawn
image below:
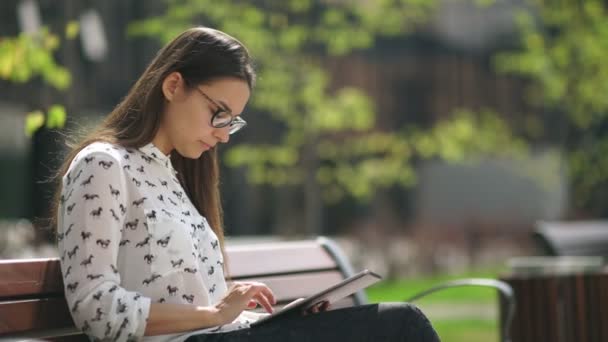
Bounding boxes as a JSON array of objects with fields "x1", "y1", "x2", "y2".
[
  {"x1": 366, "y1": 268, "x2": 506, "y2": 342},
  {"x1": 431, "y1": 319, "x2": 497, "y2": 342},
  {"x1": 366, "y1": 267, "x2": 505, "y2": 303}
]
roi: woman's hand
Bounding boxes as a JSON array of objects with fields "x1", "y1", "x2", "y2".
[
  {"x1": 303, "y1": 300, "x2": 331, "y2": 315},
  {"x1": 214, "y1": 281, "x2": 276, "y2": 324}
]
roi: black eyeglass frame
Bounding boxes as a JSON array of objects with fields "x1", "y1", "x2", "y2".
[{"x1": 196, "y1": 88, "x2": 247, "y2": 135}]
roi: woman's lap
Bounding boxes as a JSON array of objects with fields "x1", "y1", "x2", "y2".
[{"x1": 185, "y1": 303, "x2": 440, "y2": 342}]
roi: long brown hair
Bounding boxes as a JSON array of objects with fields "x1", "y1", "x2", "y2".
[{"x1": 50, "y1": 27, "x2": 255, "y2": 254}]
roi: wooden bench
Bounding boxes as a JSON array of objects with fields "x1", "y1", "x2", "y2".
[
  {"x1": 1, "y1": 236, "x2": 516, "y2": 341},
  {"x1": 0, "y1": 237, "x2": 366, "y2": 340}
]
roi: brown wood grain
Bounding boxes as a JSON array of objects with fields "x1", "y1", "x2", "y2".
[
  {"x1": 0, "y1": 241, "x2": 353, "y2": 338},
  {"x1": 0, "y1": 258, "x2": 64, "y2": 300},
  {"x1": 501, "y1": 272, "x2": 608, "y2": 342},
  {"x1": 0, "y1": 297, "x2": 74, "y2": 335}
]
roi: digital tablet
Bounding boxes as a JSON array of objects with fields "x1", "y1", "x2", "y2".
[{"x1": 250, "y1": 269, "x2": 382, "y2": 327}]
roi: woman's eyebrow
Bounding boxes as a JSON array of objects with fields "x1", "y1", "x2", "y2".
[{"x1": 217, "y1": 100, "x2": 233, "y2": 113}]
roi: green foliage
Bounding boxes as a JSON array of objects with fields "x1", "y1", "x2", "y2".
[
  {"x1": 494, "y1": 1, "x2": 608, "y2": 128},
  {"x1": 131, "y1": 0, "x2": 530, "y2": 203},
  {"x1": 0, "y1": 28, "x2": 71, "y2": 90},
  {"x1": 129, "y1": 0, "x2": 437, "y2": 55},
  {"x1": 130, "y1": 0, "x2": 443, "y2": 202},
  {"x1": 493, "y1": 0, "x2": 608, "y2": 212},
  {"x1": 24, "y1": 104, "x2": 67, "y2": 137},
  {"x1": 1, "y1": 27, "x2": 72, "y2": 135},
  {"x1": 65, "y1": 21, "x2": 80, "y2": 40},
  {"x1": 225, "y1": 109, "x2": 526, "y2": 203},
  {"x1": 46, "y1": 104, "x2": 67, "y2": 129},
  {"x1": 24, "y1": 110, "x2": 45, "y2": 137}
]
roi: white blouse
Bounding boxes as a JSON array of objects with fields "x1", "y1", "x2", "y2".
[{"x1": 57, "y1": 141, "x2": 260, "y2": 342}]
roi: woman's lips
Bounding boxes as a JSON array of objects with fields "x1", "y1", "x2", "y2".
[{"x1": 200, "y1": 141, "x2": 211, "y2": 149}]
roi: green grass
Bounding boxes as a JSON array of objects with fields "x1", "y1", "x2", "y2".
[
  {"x1": 365, "y1": 268, "x2": 506, "y2": 342},
  {"x1": 366, "y1": 267, "x2": 505, "y2": 303},
  {"x1": 432, "y1": 319, "x2": 498, "y2": 342}
]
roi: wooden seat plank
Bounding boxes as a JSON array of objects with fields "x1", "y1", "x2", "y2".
[
  {"x1": 231, "y1": 270, "x2": 346, "y2": 302},
  {"x1": 0, "y1": 298, "x2": 75, "y2": 336},
  {"x1": 226, "y1": 241, "x2": 338, "y2": 278},
  {"x1": 0, "y1": 259, "x2": 64, "y2": 299}
]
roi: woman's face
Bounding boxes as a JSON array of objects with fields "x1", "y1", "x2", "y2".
[{"x1": 156, "y1": 73, "x2": 251, "y2": 158}]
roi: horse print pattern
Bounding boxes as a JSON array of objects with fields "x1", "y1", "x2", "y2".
[{"x1": 57, "y1": 142, "x2": 248, "y2": 342}]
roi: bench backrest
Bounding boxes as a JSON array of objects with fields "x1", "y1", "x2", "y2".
[{"x1": 0, "y1": 237, "x2": 366, "y2": 339}]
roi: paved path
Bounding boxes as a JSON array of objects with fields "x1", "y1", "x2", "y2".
[{"x1": 417, "y1": 302, "x2": 497, "y2": 321}]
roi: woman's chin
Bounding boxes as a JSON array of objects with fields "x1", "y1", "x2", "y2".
[
  {"x1": 191, "y1": 150, "x2": 206, "y2": 159},
  {"x1": 176, "y1": 146, "x2": 205, "y2": 159}
]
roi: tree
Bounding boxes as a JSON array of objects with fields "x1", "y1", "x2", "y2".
[
  {"x1": 494, "y1": 0, "x2": 608, "y2": 215},
  {"x1": 131, "y1": 0, "x2": 528, "y2": 234},
  {"x1": 0, "y1": 24, "x2": 76, "y2": 134}
]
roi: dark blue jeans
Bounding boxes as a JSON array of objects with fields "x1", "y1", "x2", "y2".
[{"x1": 185, "y1": 303, "x2": 440, "y2": 342}]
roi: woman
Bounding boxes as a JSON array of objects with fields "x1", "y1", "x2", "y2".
[{"x1": 53, "y1": 27, "x2": 440, "y2": 342}]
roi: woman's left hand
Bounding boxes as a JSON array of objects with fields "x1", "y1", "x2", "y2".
[{"x1": 303, "y1": 300, "x2": 330, "y2": 315}]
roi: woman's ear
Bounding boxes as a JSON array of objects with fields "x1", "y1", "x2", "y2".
[{"x1": 161, "y1": 72, "x2": 183, "y2": 102}]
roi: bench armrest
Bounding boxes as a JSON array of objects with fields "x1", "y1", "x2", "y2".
[{"x1": 405, "y1": 278, "x2": 515, "y2": 342}]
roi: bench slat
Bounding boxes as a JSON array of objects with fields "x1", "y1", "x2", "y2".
[
  {"x1": 0, "y1": 297, "x2": 76, "y2": 336},
  {"x1": 0, "y1": 258, "x2": 64, "y2": 300},
  {"x1": 232, "y1": 270, "x2": 346, "y2": 302},
  {"x1": 226, "y1": 241, "x2": 338, "y2": 278}
]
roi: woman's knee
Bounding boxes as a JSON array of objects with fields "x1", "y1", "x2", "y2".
[
  {"x1": 379, "y1": 302, "x2": 429, "y2": 321},
  {"x1": 378, "y1": 302, "x2": 440, "y2": 341}
]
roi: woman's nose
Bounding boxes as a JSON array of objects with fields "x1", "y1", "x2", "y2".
[{"x1": 214, "y1": 127, "x2": 230, "y2": 144}]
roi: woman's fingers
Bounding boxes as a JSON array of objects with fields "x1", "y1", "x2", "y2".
[
  {"x1": 320, "y1": 301, "x2": 330, "y2": 311},
  {"x1": 303, "y1": 301, "x2": 330, "y2": 315},
  {"x1": 244, "y1": 283, "x2": 275, "y2": 313},
  {"x1": 251, "y1": 291, "x2": 274, "y2": 313},
  {"x1": 254, "y1": 282, "x2": 276, "y2": 306}
]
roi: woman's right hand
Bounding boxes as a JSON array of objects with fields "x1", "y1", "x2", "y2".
[{"x1": 213, "y1": 281, "x2": 276, "y2": 324}]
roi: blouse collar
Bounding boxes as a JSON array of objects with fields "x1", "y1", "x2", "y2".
[{"x1": 138, "y1": 142, "x2": 173, "y2": 170}]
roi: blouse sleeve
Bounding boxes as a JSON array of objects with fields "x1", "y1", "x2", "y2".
[{"x1": 57, "y1": 150, "x2": 151, "y2": 341}]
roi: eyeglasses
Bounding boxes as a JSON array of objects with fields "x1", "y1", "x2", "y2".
[{"x1": 196, "y1": 88, "x2": 247, "y2": 135}]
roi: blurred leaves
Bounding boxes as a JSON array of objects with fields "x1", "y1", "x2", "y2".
[
  {"x1": 46, "y1": 104, "x2": 67, "y2": 129},
  {"x1": 225, "y1": 108, "x2": 525, "y2": 203},
  {"x1": 130, "y1": 0, "x2": 443, "y2": 203},
  {"x1": 24, "y1": 110, "x2": 45, "y2": 137},
  {"x1": 0, "y1": 27, "x2": 72, "y2": 134},
  {"x1": 0, "y1": 28, "x2": 71, "y2": 90},
  {"x1": 129, "y1": 0, "x2": 438, "y2": 55},
  {"x1": 493, "y1": 0, "x2": 608, "y2": 213},
  {"x1": 65, "y1": 21, "x2": 80, "y2": 40},
  {"x1": 0, "y1": 25, "x2": 73, "y2": 137},
  {"x1": 130, "y1": 0, "x2": 533, "y2": 204},
  {"x1": 24, "y1": 105, "x2": 66, "y2": 137},
  {"x1": 494, "y1": 0, "x2": 608, "y2": 128}
]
